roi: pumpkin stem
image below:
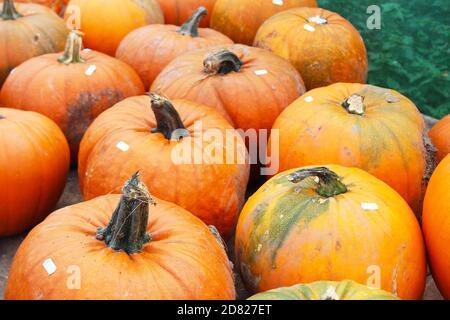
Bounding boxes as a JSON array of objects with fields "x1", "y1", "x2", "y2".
[
  {"x1": 177, "y1": 6, "x2": 208, "y2": 37},
  {"x1": 96, "y1": 172, "x2": 156, "y2": 255},
  {"x1": 342, "y1": 94, "x2": 365, "y2": 115},
  {"x1": 204, "y1": 49, "x2": 243, "y2": 75},
  {"x1": 147, "y1": 92, "x2": 190, "y2": 141},
  {"x1": 58, "y1": 30, "x2": 86, "y2": 65},
  {"x1": 287, "y1": 167, "x2": 348, "y2": 198},
  {"x1": 1, "y1": 0, "x2": 22, "y2": 20}
]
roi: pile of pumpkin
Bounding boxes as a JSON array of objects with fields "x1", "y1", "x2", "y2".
[{"x1": 0, "y1": 0, "x2": 449, "y2": 301}]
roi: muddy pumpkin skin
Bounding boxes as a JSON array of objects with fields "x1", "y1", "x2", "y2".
[
  {"x1": 65, "y1": 0, "x2": 164, "y2": 56},
  {"x1": 0, "y1": 108, "x2": 70, "y2": 237},
  {"x1": 423, "y1": 155, "x2": 450, "y2": 299},
  {"x1": 270, "y1": 83, "x2": 434, "y2": 215},
  {"x1": 0, "y1": 31, "x2": 145, "y2": 163},
  {"x1": 248, "y1": 280, "x2": 399, "y2": 300},
  {"x1": 254, "y1": 7, "x2": 368, "y2": 90},
  {"x1": 78, "y1": 94, "x2": 249, "y2": 239},
  {"x1": 5, "y1": 175, "x2": 235, "y2": 300},
  {"x1": 429, "y1": 115, "x2": 450, "y2": 162},
  {"x1": 0, "y1": 0, "x2": 68, "y2": 87},
  {"x1": 116, "y1": 7, "x2": 233, "y2": 89},
  {"x1": 211, "y1": 0, "x2": 318, "y2": 45},
  {"x1": 235, "y1": 165, "x2": 426, "y2": 300},
  {"x1": 156, "y1": 0, "x2": 216, "y2": 27},
  {"x1": 152, "y1": 44, "x2": 305, "y2": 133}
]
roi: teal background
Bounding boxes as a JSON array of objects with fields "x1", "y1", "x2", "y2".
[{"x1": 318, "y1": 0, "x2": 449, "y2": 119}]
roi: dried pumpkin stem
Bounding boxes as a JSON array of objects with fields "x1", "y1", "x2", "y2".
[
  {"x1": 203, "y1": 49, "x2": 243, "y2": 75},
  {"x1": 148, "y1": 92, "x2": 190, "y2": 141},
  {"x1": 58, "y1": 30, "x2": 86, "y2": 65},
  {"x1": 96, "y1": 172, "x2": 156, "y2": 255},
  {"x1": 1, "y1": 0, "x2": 22, "y2": 20},
  {"x1": 177, "y1": 6, "x2": 208, "y2": 37},
  {"x1": 342, "y1": 94, "x2": 365, "y2": 115},
  {"x1": 287, "y1": 167, "x2": 348, "y2": 198}
]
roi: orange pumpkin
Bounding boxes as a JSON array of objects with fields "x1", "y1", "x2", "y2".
[
  {"x1": 269, "y1": 83, "x2": 435, "y2": 215},
  {"x1": 116, "y1": 7, "x2": 232, "y2": 89},
  {"x1": 156, "y1": 0, "x2": 216, "y2": 27},
  {"x1": 0, "y1": 108, "x2": 70, "y2": 237},
  {"x1": 152, "y1": 45, "x2": 305, "y2": 134},
  {"x1": 5, "y1": 173, "x2": 235, "y2": 299},
  {"x1": 429, "y1": 115, "x2": 450, "y2": 162},
  {"x1": 15, "y1": 0, "x2": 65, "y2": 13},
  {"x1": 0, "y1": 0, "x2": 68, "y2": 87},
  {"x1": 0, "y1": 30, "x2": 145, "y2": 163},
  {"x1": 235, "y1": 165, "x2": 426, "y2": 299},
  {"x1": 79, "y1": 93, "x2": 249, "y2": 239},
  {"x1": 211, "y1": 0, "x2": 318, "y2": 45},
  {"x1": 64, "y1": 0, "x2": 164, "y2": 56},
  {"x1": 423, "y1": 154, "x2": 450, "y2": 299},
  {"x1": 254, "y1": 7, "x2": 368, "y2": 90}
]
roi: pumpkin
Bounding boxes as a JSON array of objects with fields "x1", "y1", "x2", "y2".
[
  {"x1": 211, "y1": 0, "x2": 318, "y2": 45},
  {"x1": 156, "y1": 0, "x2": 216, "y2": 27},
  {"x1": 423, "y1": 154, "x2": 450, "y2": 299},
  {"x1": 78, "y1": 93, "x2": 249, "y2": 239},
  {"x1": 235, "y1": 165, "x2": 426, "y2": 300},
  {"x1": 254, "y1": 7, "x2": 368, "y2": 90},
  {"x1": 269, "y1": 83, "x2": 435, "y2": 215},
  {"x1": 0, "y1": 30, "x2": 145, "y2": 164},
  {"x1": 248, "y1": 280, "x2": 399, "y2": 300},
  {"x1": 5, "y1": 173, "x2": 235, "y2": 299},
  {"x1": 0, "y1": 108, "x2": 70, "y2": 237},
  {"x1": 152, "y1": 45, "x2": 305, "y2": 135},
  {"x1": 116, "y1": 6, "x2": 233, "y2": 89},
  {"x1": 15, "y1": 0, "x2": 66, "y2": 13},
  {"x1": 429, "y1": 115, "x2": 450, "y2": 162},
  {"x1": 0, "y1": 0, "x2": 68, "y2": 87},
  {"x1": 64, "y1": 0, "x2": 164, "y2": 56}
]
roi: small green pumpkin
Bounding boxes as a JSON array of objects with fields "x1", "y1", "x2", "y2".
[{"x1": 248, "y1": 280, "x2": 399, "y2": 300}]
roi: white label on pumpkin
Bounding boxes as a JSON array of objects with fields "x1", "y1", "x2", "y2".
[
  {"x1": 304, "y1": 24, "x2": 316, "y2": 32},
  {"x1": 116, "y1": 141, "x2": 129, "y2": 152},
  {"x1": 361, "y1": 202, "x2": 379, "y2": 211},
  {"x1": 83, "y1": 48, "x2": 92, "y2": 52},
  {"x1": 85, "y1": 64, "x2": 97, "y2": 76},
  {"x1": 43, "y1": 258, "x2": 57, "y2": 275},
  {"x1": 272, "y1": 0, "x2": 284, "y2": 6},
  {"x1": 254, "y1": 69, "x2": 268, "y2": 76},
  {"x1": 304, "y1": 96, "x2": 314, "y2": 102}
]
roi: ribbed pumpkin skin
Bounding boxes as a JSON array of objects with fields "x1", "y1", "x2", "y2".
[
  {"x1": 423, "y1": 155, "x2": 450, "y2": 299},
  {"x1": 0, "y1": 50, "x2": 144, "y2": 163},
  {"x1": 270, "y1": 83, "x2": 431, "y2": 215},
  {"x1": 116, "y1": 24, "x2": 232, "y2": 89},
  {"x1": 235, "y1": 165, "x2": 426, "y2": 300},
  {"x1": 78, "y1": 96, "x2": 249, "y2": 239},
  {"x1": 0, "y1": 108, "x2": 70, "y2": 236},
  {"x1": 65, "y1": 0, "x2": 164, "y2": 56},
  {"x1": 16, "y1": 0, "x2": 65, "y2": 13},
  {"x1": 156, "y1": 0, "x2": 216, "y2": 27},
  {"x1": 211, "y1": 0, "x2": 318, "y2": 45},
  {"x1": 429, "y1": 115, "x2": 450, "y2": 162},
  {"x1": 254, "y1": 7, "x2": 368, "y2": 90},
  {"x1": 152, "y1": 44, "x2": 305, "y2": 132},
  {"x1": 0, "y1": 2, "x2": 68, "y2": 87},
  {"x1": 248, "y1": 280, "x2": 399, "y2": 300},
  {"x1": 5, "y1": 195, "x2": 235, "y2": 300}
]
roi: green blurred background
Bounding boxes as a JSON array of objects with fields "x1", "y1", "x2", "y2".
[{"x1": 318, "y1": 0, "x2": 449, "y2": 119}]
